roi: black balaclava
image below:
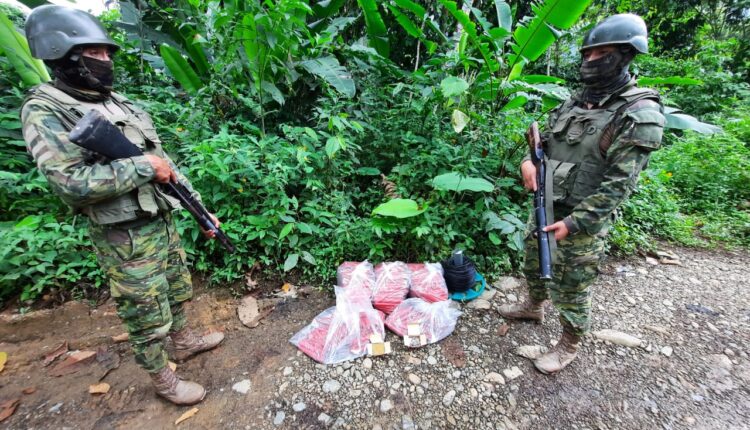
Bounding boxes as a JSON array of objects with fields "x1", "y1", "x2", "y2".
[
  {"x1": 579, "y1": 46, "x2": 634, "y2": 105},
  {"x1": 50, "y1": 49, "x2": 114, "y2": 100}
]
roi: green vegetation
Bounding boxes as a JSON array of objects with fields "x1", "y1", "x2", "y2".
[{"x1": 1, "y1": 0, "x2": 748, "y2": 305}]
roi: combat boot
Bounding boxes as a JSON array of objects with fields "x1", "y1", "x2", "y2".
[
  {"x1": 169, "y1": 327, "x2": 225, "y2": 363},
  {"x1": 150, "y1": 366, "x2": 206, "y2": 405},
  {"x1": 498, "y1": 297, "x2": 546, "y2": 323},
  {"x1": 534, "y1": 328, "x2": 581, "y2": 374}
]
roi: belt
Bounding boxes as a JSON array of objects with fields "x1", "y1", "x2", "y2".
[{"x1": 110, "y1": 215, "x2": 160, "y2": 230}]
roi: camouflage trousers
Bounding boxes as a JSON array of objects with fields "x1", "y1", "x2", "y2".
[
  {"x1": 89, "y1": 213, "x2": 193, "y2": 373},
  {"x1": 522, "y1": 214, "x2": 607, "y2": 336}
]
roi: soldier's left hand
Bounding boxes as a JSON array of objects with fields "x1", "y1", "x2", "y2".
[
  {"x1": 201, "y1": 213, "x2": 221, "y2": 239},
  {"x1": 543, "y1": 221, "x2": 569, "y2": 241}
]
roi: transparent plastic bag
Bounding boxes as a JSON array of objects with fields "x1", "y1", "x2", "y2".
[
  {"x1": 290, "y1": 285, "x2": 385, "y2": 364},
  {"x1": 407, "y1": 263, "x2": 449, "y2": 303},
  {"x1": 336, "y1": 261, "x2": 376, "y2": 300},
  {"x1": 372, "y1": 262, "x2": 410, "y2": 314},
  {"x1": 385, "y1": 298, "x2": 461, "y2": 345}
]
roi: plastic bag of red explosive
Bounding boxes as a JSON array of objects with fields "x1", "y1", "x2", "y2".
[
  {"x1": 407, "y1": 263, "x2": 449, "y2": 303},
  {"x1": 290, "y1": 286, "x2": 385, "y2": 364},
  {"x1": 336, "y1": 261, "x2": 376, "y2": 300},
  {"x1": 385, "y1": 298, "x2": 461, "y2": 346},
  {"x1": 372, "y1": 262, "x2": 410, "y2": 314}
]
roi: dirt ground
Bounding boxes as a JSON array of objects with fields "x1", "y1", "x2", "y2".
[{"x1": 0, "y1": 245, "x2": 748, "y2": 429}]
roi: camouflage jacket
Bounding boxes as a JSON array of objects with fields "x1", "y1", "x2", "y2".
[
  {"x1": 21, "y1": 83, "x2": 200, "y2": 225},
  {"x1": 527, "y1": 80, "x2": 665, "y2": 236}
]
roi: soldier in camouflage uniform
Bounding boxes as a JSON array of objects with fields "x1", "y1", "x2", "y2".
[
  {"x1": 499, "y1": 14, "x2": 665, "y2": 374},
  {"x1": 21, "y1": 5, "x2": 224, "y2": 405}
]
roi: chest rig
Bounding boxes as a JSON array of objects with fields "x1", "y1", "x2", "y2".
[
  {"x1": 542, "y1": 85, "x2": 660, "y2": 212},
  {"x1": 25, "y1": 83, "x2": 180, "y2": 225}
]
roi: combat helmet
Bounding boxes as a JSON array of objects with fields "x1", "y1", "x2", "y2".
[
  {"x1": 25, "y1": 5, "x2": 119, "y2": 60},
  {"x1": 581, "y1": 13, "x2": 648, "y2": 54}
]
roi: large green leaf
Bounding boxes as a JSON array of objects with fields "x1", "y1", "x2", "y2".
[
  {"x1": 357, "y1": 0, "x2": 389, "y2": 57},
  {"x1": 388, "y1": 5, "x2": 422, "y2": 38},
  {"x1": 440, "y1": 76, "x2": 470, "y2": 97},
  {"x1": 0, "y1": 12, "x2": 50, "y2": 86},
  {"x1": 495, "y1": 0, "x2": 513, "y2": 32},
  {"x1": 637, "y1": 76, "x2": 703, "y2": 86},
  {"x1": 431, "y1": 172, "x2": 494, "y2": 192},
  {"x1": 159, "y1": 44, "x2": 204, "y2": 93},
  {"x1": 240, "y1": 14, "x2": 268, "y2": 80},
  {"x1": 518, "y1": 74, "x2": 565, "y2": 84},
  {"x1": 299, "y1": 55, "x2": 356, "y2": 98},
  {"x1": 451, "y1": 109, "x2": 470, "y2": 133},
  {"x1": 312, "y1": 0, "x2": 347, "y2": 19},
  {"x1": 372, "y1": 199, "x2": 426, "y2": 218},
  {"x1": 283, "y1": 253, "x2": 299, "y2": 272},
  {"x1": 393, "y1": 0, "x2": 426, "y2": 17},
  {"x1": 508, "y1": 0, "x2": 593, "y2": 77},
  {"x1": 663, "y1": 107, "x2": 722, "y2": 134}
]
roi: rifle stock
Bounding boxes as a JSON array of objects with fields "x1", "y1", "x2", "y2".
[
  {"x1": 69, "y1": 109, "x2": 235, "y2": 253},
  {"x1": 526, "y1": 122, "x2": 553, "y2": 280}
]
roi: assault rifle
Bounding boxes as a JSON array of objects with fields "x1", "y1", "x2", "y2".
[
  {"x1": 69, "y1": 109, "x2": 235, "y2": 253},
  {"x1": 526, "y1": 122, "x2": 552, "y2": 280}
]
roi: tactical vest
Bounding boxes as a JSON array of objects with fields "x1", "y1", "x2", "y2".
[
  {"x1": 543, "y1": 85, "x2": 662, "y2": 211},
  {"x1": 24, "y1": 83, "x2": 180, "y2": 225}
]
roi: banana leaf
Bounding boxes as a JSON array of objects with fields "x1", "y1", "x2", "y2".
[
  {"x1": 0, "y1": 12, "x2": 50, "y2": 86},
  {"x1": 507, "y1": 0, "x2": 593, "y2": 78},
  {"x1": 298, "y1": 55, "x2": 356, "y2": 98},
  {"x1": 357, "y1": 0, "x2": 389, "y2": 57},
  {"x1": 663, "y1": 107, "x2": 722, "y2": 134},
  {"x1": 159, "y1": 44, "x2": 203, "y2": 93},
  {"x1": 638, "y1": 76, "x2": 703, "y2": 86}
]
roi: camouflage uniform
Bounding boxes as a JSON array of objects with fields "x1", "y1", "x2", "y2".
[
  {"x1": 22, "y1": 83, "x2": 200, "y2": 372},
  {"x1": 522, "y1": 79, "x2": 665, "y2": 336}
]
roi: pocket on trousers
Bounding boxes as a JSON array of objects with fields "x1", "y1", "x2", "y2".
[{"x1": 105, "y1": 228, "x2": 136, "y2": 261}]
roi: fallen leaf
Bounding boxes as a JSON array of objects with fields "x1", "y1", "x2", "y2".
[
  {"x1": 0, "y1": 398, "x2": 20, "y2": 423},
  {"x1": 49, "y1": 350, "x2": 96, "y2": 377},
  {"x1": 238, "y1": 296, "x2": 275, "y2": 328},
  {"x1": 95, "y1": 347, "x2": 120, "y2": 381},
  {"x1": 22, "y1": 387, "x2": 35, "y2": 395},
  {"x1": 237, "y1": 296, "x2": 260, "y2": 327},
  {"x1": 441, "y1": 337, "x2": 466, "y2": 368},
  {"x1": 168, "y1": 361, "x2": 177, "y2": 372},
  {"x1": 111, "y1": 333, "x2": 129, "y2": 343},
  {"x1": 497, "y1": 324, "x2": 510, "y2": 337},
  {"x1": 175, "y1": 407, "x2": 198, "y2": 425},
  {"x1": 42, "y1": 341, "x2": 68, "y2": 367},
  {"x1": 0, "y1": 352, "x2": 6, "y2": 373},
  {"x1": 88, "y1": 382, "x2": 110, "y2": 394}
]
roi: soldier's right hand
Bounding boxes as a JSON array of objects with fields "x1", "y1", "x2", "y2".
[
  {"x1": 145, "y1": 155, "x2": 178, "y2": 184},
  {"x1": 520, "y1": 160, "x2": 538, "y2": 192}
]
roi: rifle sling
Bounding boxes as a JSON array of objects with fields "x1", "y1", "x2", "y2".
[{"x1": 543, "y1": 154, "x2": 557, "y2": 263}]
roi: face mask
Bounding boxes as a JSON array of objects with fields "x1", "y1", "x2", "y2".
[
  {"x1": 53, "y1": 54, "x2": 114, "y2": 96},
  {"x1": 580, "y1": 51, "x2": 624, "y2": 84},
  {"x1": 578, "y1": 48, "x2": 634, "y2": 104},
  {"x1": 81, "y1": 56, "x2": 114, "y2": 88}
]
